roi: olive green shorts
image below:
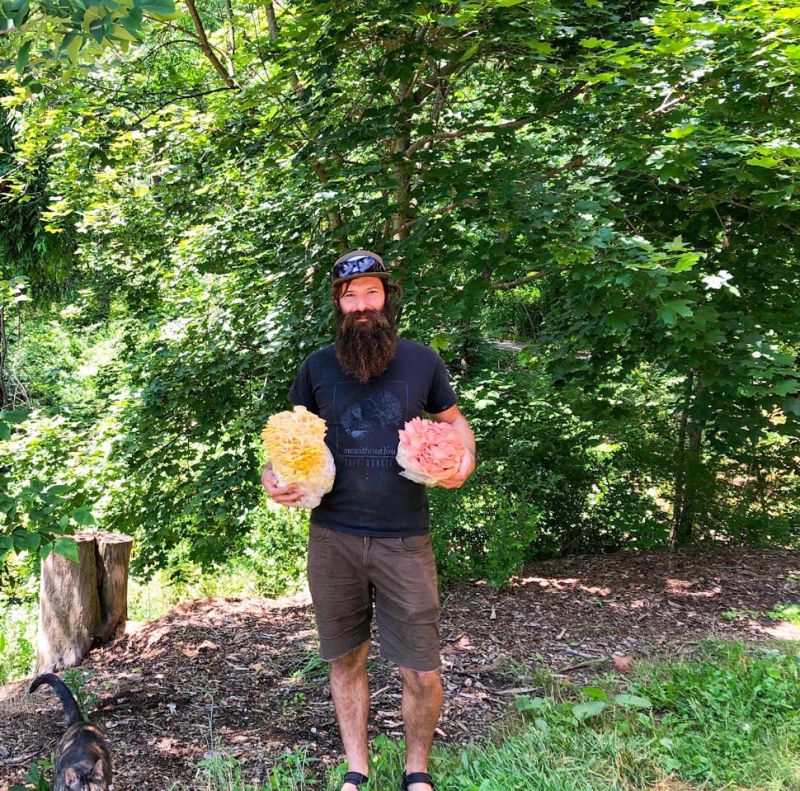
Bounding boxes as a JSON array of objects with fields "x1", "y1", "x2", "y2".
[{"x1": 306, "y1": 523, "x2": 441, "y2": 672}]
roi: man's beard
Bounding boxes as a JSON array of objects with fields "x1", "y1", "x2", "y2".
[{"x1": 335, "y1": 305, "x2": 398, "y2": 383}]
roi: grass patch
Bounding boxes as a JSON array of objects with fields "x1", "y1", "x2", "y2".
[
  {"x1": 171, "y1": 749, "x2": 318, "y2": 791},
  {"x1": 722, "y1": 601, "x2": 800, "y2": 628},
  {"x1": 0, "y1": 599, "x2": 37, "y2": 685},
  {"x1": 342, "y1": 639, "x2": 800, "y2": 790},
  {"x1": 767, "y1": 603, "x2": 800, "y2": 626}
]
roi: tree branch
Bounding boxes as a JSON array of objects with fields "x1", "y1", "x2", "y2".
[
  {"x1": 492, "y1": 270, "x2": 553, "y2": 291},
  {"x1": 225, "y1": 0, "x2": 236, "y2": 59},
  {"x1": 395, "y1": 197, "x2": 478, "y2": 232},
  {"x1": 131, "y1": 86, "x2": 234, "y2": 125},
  {"x1": 183, "y1": 0, "x2": 239, "y2": 89},
  {"x1": 265, "y1": 0, "x2": 303, "y2": 99},
  {"x1": 406, "y1": 82, "x2": 587, "y2": 157},
  {"x1": 412, "y1": 59, "x2": 466, "y2": 105},
  {"x1": 132, "y1": 38, "x2": 202, "y2": 63}
]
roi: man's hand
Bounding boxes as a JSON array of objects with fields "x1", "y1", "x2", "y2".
[
  {"x1": 437, "y1": 449, "x2": 476, "y2": 490},
  {"x1": 261, "y1": 464, "x2": 307, "y2": 507},
  {"x1": 428, "y1": 404, "x2": 477, "y2": 490}
]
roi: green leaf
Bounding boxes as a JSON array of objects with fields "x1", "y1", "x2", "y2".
[
  {"x1": 0, "y1": 422, "x2": 10, "y2": 440},
  {"x1": 136, "y1": 0, "x2": 180, "y2": 19},
  {"x1": 53, "y1": 537, "x2": 79, "y2": 563},
  {"x1": 45, "y1": 484, "x2": 71, "y2": 495},
  {"x1": 580, "y1": 37, "x2": 614, "y2": 49},
  {"x1": 665, "y1": 125, "x2": 696, "y2": 139},
  {"x1": 581, "y1": 71, "x2": 619, "y2": 84},
  {"x1": 14, "y1": 39, "x2": 31, "y2": 74},
  {"x1": 659, "y1": 299, "x2": 694, "y2": 325},
  {"x1": 72, "y1": 506, "x2": 96, "y2": 525},
  {"x1": 516, "y1": 695, "x2": 548, "y2": 712},
  {"x1": 60, "y1": 32, "x2": 83, "y2": 65},
  {"x1": 746, "y1": 156, "x2": 780, "y2": 168},
  {"x1": 781, "y1": 398, "x2": 800, "y2": 416},
  {"x1": 672, "y1": 252, "x2": 701, "y2": 272},
  {"x1": 0, "y1": 409, "x2": 27, "y2": 423},
  {"x1": 573, "y1": 700, "x2": 608, "y2": 719},
  {"x1": 460, "y1": 42, "x2": 479, "y2": 62},
  {"x1": 525, "y1": 40, "x2": 552, "y2": 56},
  {"x1": 583, "y1": 686, "x2": 609, "y2": 701},
  {"x1": 2, "y1": 0, "x2": 29, "y2": 26},
  {"x1": 774, "y1": 380, "x2": 797, "y2": 397},
  {"x1": 664, "y1": 236, "x2": 686, "y2": 251},
  {"x1": 13, "y1": 530, "x2": 40, "y2": 553},
  {"x1": 430, "y1": 332, "x2": 450, "y2": 352},
  {"x1": 613, "y1": 693, "x2": 652, "y2": 709}
]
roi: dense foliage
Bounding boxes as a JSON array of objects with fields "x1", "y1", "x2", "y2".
[{"x1": 1, "y1": 0, "x2": 798, "y2": 589}]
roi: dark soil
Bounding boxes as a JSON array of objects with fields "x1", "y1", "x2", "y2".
[{"x1": 1, "y1": 547, "x2": 798, "y2": 790}]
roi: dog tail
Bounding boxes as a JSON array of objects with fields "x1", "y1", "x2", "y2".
[{"x1": 29, "y1": 673, "x2": 83, "y2": 726}]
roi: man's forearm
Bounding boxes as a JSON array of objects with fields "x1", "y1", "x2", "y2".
[{"x1": 450, "y1": 415, "x2": 476, "y2": 459}]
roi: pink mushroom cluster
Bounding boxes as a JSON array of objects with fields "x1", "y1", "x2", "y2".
[{"x1": 396, "y1": 417, "x2": 466, "y2": 487}]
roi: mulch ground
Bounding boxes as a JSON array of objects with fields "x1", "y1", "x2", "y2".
[{"x1": 1, "y1": 547, "x2": 798, "y2": 790}]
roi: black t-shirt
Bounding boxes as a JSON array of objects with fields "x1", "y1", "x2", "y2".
[{"x1": 287, "y1": 338, "x2": 458, "y2": 537}]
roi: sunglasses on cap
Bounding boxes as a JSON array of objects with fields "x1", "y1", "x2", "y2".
[{"x1": 331, "y1": 255, "x2": 387, "y2": 282}]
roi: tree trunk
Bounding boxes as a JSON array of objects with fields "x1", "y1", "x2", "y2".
[
  {"x1": 0, "y1": 306, "x2": 7, "y2": 408},
  {"x1": 671, "y1": 371, "x2": 704, "y2": 549},
  {"x1": 391, "y1": 123, "x2": 412, "y2": 241},
  {"x1": 36, "y1": 531, "x2": 133, "y2": 674},
  {"x1": 95, "y1": 532, "x2": 134, "y2": 642},
  {"x1": 670, "y1": 371, "x2": 692, "y2": 548}
]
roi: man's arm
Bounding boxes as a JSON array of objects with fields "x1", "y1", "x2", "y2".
[{"x1": 428, "y1": 404, "x2": 476, "y2": 489}]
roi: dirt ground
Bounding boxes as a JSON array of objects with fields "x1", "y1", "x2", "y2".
[{"x1": 1, "y1": 547, "x2": 798, "y2": 790}]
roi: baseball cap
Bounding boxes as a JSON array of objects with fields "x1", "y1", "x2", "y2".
[{"x1": 331, "y1": 249, "x2": 390, "y2": 285}]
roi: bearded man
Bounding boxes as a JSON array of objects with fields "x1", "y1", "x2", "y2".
[{"x1": 261, "y1": 250, "x2": 476, "y2": 791}]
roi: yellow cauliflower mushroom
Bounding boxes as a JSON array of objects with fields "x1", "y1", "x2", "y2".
[{"x1": 261, "y1": 405, "x2": 335, "y2": 509}]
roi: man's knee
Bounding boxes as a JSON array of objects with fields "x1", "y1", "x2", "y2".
[
  {"x1": 400, "y1": 666, "x2": 441, "y2": 696},
  {"x1": 330, "y1": 641, "x2": 370, "y2": 676}
]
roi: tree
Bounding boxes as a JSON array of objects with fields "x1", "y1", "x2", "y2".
[{"x1": 0, "y1": 0, "x2": 797, "y2": 573}]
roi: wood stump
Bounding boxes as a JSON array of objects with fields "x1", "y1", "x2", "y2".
[{"x1": 36, "y1": 530, "x2": 133, "y2": 674}]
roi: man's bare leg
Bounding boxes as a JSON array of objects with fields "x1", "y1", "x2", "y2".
[
  {"x1": 400, "y1": 667, "x2": 444, "y2": 791},
  {"x1": 330, "y1": 640, "x2": 371, "y2": 790}
]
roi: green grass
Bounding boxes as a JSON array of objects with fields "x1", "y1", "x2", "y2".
[
  {"x1": 0, "y1": 599, "x2": 37, "y2": 685},
  {"x1": 722, "y1": 601, "x2": 800, "y2": 628},
  {"x1": 170, "y1": 750, "x2": 318, "y2": 791},
  {"x1": 767, "y1": 603, "x2": 800, "y2": 626},
  {"x1": 183, "y1": 639, "x2": 800, "y2": 791},
  {"x1": 127, "y1": 565, "x2": 282, "y2": 622}
]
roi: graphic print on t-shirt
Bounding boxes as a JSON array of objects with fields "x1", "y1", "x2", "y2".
[{"x1": 333, "y1": 380, "x2": 409, "y2": 469}]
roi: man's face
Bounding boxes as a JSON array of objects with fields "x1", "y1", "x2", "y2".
[
  {"x1": 334, "y1": 275, "x2": 397, "y2": 383},
  {"x1": 338, "y1": 276, "x2": 386, "y2": 318}
]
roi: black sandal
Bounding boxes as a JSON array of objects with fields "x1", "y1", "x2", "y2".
[
  {"x1": 343, "y1": 771, "x2": 369, "y2": 788},
  {"x1": 402, "y1": 771, "x2": 436, "y2": 790}
]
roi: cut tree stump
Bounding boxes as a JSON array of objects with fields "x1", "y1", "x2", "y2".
[{"x1": 36, "y1": 530, "x2": 133, "y2": 674}]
